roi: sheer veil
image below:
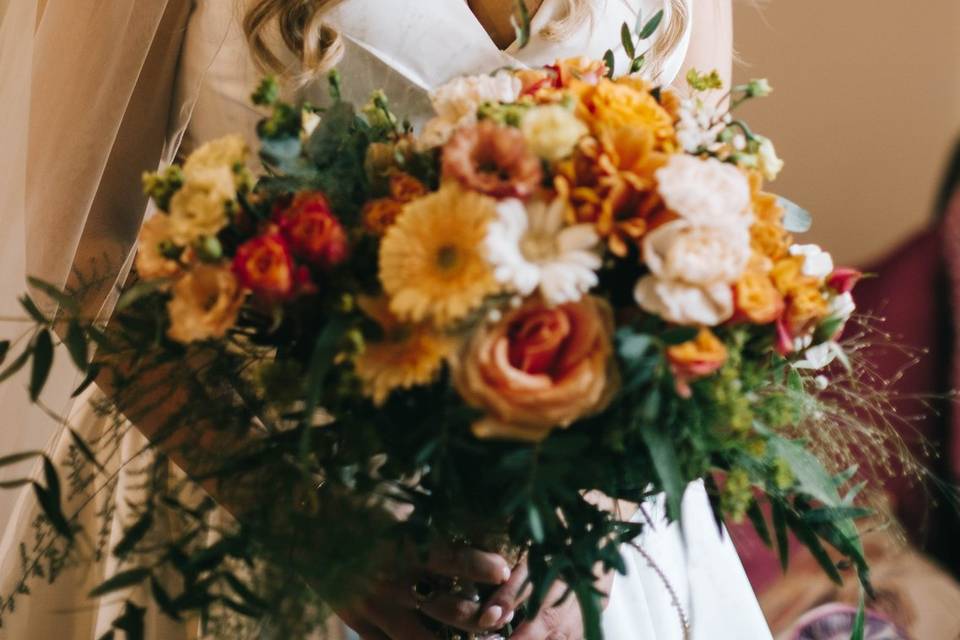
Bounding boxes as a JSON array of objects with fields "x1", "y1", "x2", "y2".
[{"x1": 0, "y1": 0, "x2": 202, "y2": 527}]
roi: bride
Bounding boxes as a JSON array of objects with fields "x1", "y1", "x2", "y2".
[{"x1": 0, "y1": 0, "x2": 770, "y2": 638}]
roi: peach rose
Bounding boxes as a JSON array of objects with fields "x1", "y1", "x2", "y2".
[
  {"x1": 666, "y1": 328, "x2": 728, "y2": 398},
  {"x1": 167, "y1": 264, "x2": 245, "y2": 344},
  {"x1": 453, "y1": 296, "x2": 618, "y2": 442},
  {"x1": 733, "y1": 266, "x2": 785, "y2": 325}
]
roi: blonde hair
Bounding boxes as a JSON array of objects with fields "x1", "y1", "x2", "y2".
[{"x1": 244, "y1": 0, "x2": 689, "y2": 82}]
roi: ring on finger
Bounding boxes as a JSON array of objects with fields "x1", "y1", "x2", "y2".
[{"x1": 411, "y1": 579, "x2": 437, "y2": 610}]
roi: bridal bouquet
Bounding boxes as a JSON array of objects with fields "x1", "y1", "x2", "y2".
[{"x1": 2, "y1": 23, "x2": 882, "y2": 640}]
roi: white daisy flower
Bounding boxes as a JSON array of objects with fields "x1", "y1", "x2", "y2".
[
  {"x1": 485, "y1": 198, "x2": 602, "y2": 306},
  {"x1": 789, "y1": 244, "x2": 835, "y2": 280}
]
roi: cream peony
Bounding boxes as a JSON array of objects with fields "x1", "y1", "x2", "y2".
[
  {"x1": 634, "y1": 219, "x2": 751, "y2": 326},
  {"x1": 520, "y1": 105, "x2": 589, "y2": 162},
  {"x1": 655, "y1": 155, "x2": 752, "y2": 229},
  {"x1": 419, "y1": 72, "x2": 521, "y2": 147},
  {"x1": 485, "y1": 198, "x2": 601, "y2": 306}
]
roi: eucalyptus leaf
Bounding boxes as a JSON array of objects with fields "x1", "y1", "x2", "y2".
[
  {"x1": 114, "y1": 511, "x2": 155, "y2": 558},
  {"x1": 778, "y1": 196, "x2": 813, "y2": 233},
  {"x1": 620, "y1": 23, "x2": 636, "y2": 58},
  {"x1": 29, "y1": 329, "x2": 53, "y2": 401},
  {"x1": 639, "y1": 413, "x2": 683, "y2": 521},
  {"x1": 603, "y1": 50, "x2": 615, "y2": 78},
  {"x1": 511, "y1": 0, "x2": 532, "y2": 49},
  {"x1": 19, "y1": 294, "x2": 47, "y2": 324},
  {"x1": 117, "y1": 279, "x2": 170, "y2": 311},
  {"x1": 638, "y1": 9, "x2": 664, "y2": 39}
]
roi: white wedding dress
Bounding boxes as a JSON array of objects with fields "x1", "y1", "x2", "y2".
[{"x1": 0, "y1": 1, "x2": 771, "y2": 638}]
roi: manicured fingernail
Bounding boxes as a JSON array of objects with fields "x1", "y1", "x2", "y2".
[
  {"x1": 480, "y1": 605, "x2": 503, "y2": 628},
  {"x1": 501, "y1": 566, "x2": 512, "y2": 582},
  {"x1": 499, "y1": 610, "x2": 515, "y2": 626}
]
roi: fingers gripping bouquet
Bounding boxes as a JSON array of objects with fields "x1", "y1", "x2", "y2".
[{"x1": 2, "y1": 25, "x2": 876, "y2": 640}]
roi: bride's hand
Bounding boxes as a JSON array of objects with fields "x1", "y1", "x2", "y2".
[
  {"x1": 336, "y1": 544, "x2": 513, "y2": 640},
  {"x1": 481, "y1": 559, "x2": 616, "y2": 640}
]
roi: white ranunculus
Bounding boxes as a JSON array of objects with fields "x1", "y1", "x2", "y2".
[
  {"x1": 655, "y1": 155, "x2": 753, "y2": 228},
  {"x1": 634, "y1": 219, "x2": 751, "y2": 326},
  {"x1": 755, "y1": 135, "x2": 784, "y2": 181},
  {"x1": 485, "y1": 198, "x2": 601, "y2": 306},
  {"x1": 643, "y1": 220, "x2": 751, "y2": 286},
  {"x1": 789, "y1": 244, "x2": 835, "y2": 280},
  {"x1": 419, "y1": 72, "x2": 522, "y2": 147},
  {"x1": 634, "y1": 277, "x2": 735, "y2": 326}
]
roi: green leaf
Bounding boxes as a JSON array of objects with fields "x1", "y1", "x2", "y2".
[
  {"x1": 19, "y1": 294, "x2": 47, "y2": 323},
  {"x1": 617, "y1": 332, "x2": 654, "y2": 361},
  {"x1": 639, "y1": 409, "x2": 684, "y2": 521},
  {"x1": 787, "y1": 512, "x2": 843, "y2": 585},
  {"x1": 114, "y1": 511, "x2": 155, "y2": 558},
  {"x1": 621, "y1": 22, "x2": 636, "y2": 58},
  {"x1": 746, "y1": 500, "x2": 771, "y2": 547},
  {"x1": 33, "y1": 482, "x2": 72, "y2": 540},
  {"x1": 771, "y1": 500, "x2": 790, "y2": 572},
  {"x1": 575, "y1": 582, "x2": 603, "y2": 640},
  {"x1": 0, "y1": 478, "x2": 32, "y2": 490},
  {"x1": 768, "y1": 436, "x2": 842, "y2": 507},
  {"x1": 511, "y1": 0, "x2": 532, "y2": 49},
  {"x1": 851, "y1": 590, "x2": 866, "y2": 640},
  {"x1": 661, "y1": 326, "x2": 699, "y2": 345},
  {"x1": 117, "y1": 279, "x2": 170, "y2": 311},
  {"x1": 300, "y1": 316, "x2": 349, "y2": 455},
  {"x1": 528, "y1": 503, "x2": 545, "y2": 543},
  {"x1": 150, "y1": 575, "x2": 182, "y2": 621},
  {"x1": 65, "y1": 320, "x2": 89, "y2": 371},
  {"x1": 0, "y1": 339, "x2": 10, "y2": 365},
  {"x1": 629, "y1": 55, "x2": 646, "y2": 74},
  {"x1": 833, "y1": 465, "x2": 860, "y2": 487},
  {"x1": 42, "y1": 456, "x2": 61, "y2": 507},
  {"x1": 223, "y1": 573, "x2": 268, "y2": 612},
  {"x1": 603, "y1": 50, "x2": 615, "y2": 78},
  {"x1": 112, "y1": 600, "x2": 146, "y2": 640},
  {"x1": 89, "y1": 568, "x2": 152, "y2": 598},
  {"x1": 0, "y1": 346, "x2": 31, "y2": 385},
  {"x1": 638, "y1": 9, "x2": 664, "y2": 39},
  {"x1": 29, "y1": 329, "x2": 54, "y2": 401},
  {"x1": 0, "y1": 450, "x2": 43, "y2": 468},
  {"x1": 778, "y1": 196, "x2": 813, "y2": 233},
  {"x1": 71, "y1": 363, "x2": 102, "y2": 398},
  {"x1": 27, "y1": 276, "x2": 79, "y2": 314},
  {"x1": 801, "y1": 506, "x2": 872, "y2": 524},
  {"x1": 68, "y1": 427, "x2": 106, "y2": 473}
]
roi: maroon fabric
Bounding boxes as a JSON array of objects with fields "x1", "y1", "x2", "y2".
[{"x1": 735, "y1": 213, "x2": 960, "y2": 592}]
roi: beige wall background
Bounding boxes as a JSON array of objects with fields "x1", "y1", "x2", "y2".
[{"x1": 732, "y1": 0, "x2": 960, "y2": 266}]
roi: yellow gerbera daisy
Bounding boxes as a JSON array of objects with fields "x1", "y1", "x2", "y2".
[
  {"x1": 353, "y1": 296, "x2": 455, "y2": 405},
  {"x1": 379, "y1": 185, "x2": 499, "y2": 327}
]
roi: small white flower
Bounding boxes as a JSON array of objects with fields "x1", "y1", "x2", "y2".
[
  {"x1": 655, "y1": 155, "x2": 753, "y2": 229},
  {"x1": 756, "y1": 135, "x2": 784, "y2": 181},
  {"x1": 789, "y1": 244, "x2": 835, "y2": 280},
  {"x1": 486, "y1": 198, "x2": 601, "y2": 306},
  {"x1": 675, "y1": 98, "x2": 727, "y2": 154},
  {"x1": 814, "y1": 375, "x2": 829, "y2": 390},
  {"x1": 794, "y1": 341, "x2": 840, "y2": 370},
  {"x1": 828, "y1": 291, "x2": 856, "y2": 321}
]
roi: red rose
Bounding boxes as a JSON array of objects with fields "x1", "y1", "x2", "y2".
[
  {"x1": 232, "y1": 233, "x2": 296, "y2": 300},
  {"x1": 278, "y1": 192, "x2": 348, "y2": 268}
]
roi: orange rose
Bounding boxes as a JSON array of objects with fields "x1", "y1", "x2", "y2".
[
  {"x1": 453, "y1": 296, "x2": 618, "y2": 442},
  {"x1": 733, "y1": 269, "x2": 785, "y2": 325},
  {"x1": 666, "y1": 328, "x2": 728, "y2": 398},
  {"x1": 167, "y1": 264, "x2": 244, "y2": 344},
  {"x1": 232, "y1": 233, "x2": 297, "y2": 301},
  {"x1": 362, "y1": 198, "x2": 405, "y2": 235},
  {"x1": 278, "y1": 192, "x2": 348, "y2": 268}
]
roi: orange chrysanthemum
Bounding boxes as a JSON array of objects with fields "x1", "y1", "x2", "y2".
[
  {"x1": 379, "y1": 185, "x2": 500, "y2": 327},
  {"x1": 572, "y1": 77, "x2": 677, "y2": 150},
  {"x1": 353, "y1": 296, "x2": 455, "y2": 405}
]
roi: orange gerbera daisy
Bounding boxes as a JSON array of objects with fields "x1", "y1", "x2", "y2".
[
  {"x1": 379, "y1": 185, "x2": 500, "y2": 327},
  {"x1": 353, "y1": 296, "x2": 455, "y2": 405}
]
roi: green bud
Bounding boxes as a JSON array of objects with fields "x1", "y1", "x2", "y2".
[
  {"x1": 686, "y1": 68, "x2": 724, "y2": 92},
  {"x1": 251, "y1": 76, "x2": 280, "y2": 107},
  {"x1": 195, "y1": 236, "x2": 223, "y2": 262},
  {"x1": 745, "y1": 78, "x2": 772, "y2": 98}
]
